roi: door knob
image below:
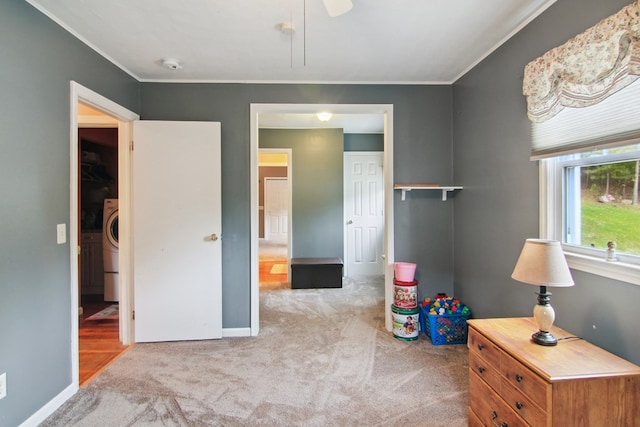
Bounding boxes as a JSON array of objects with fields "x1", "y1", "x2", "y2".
[
  {"x1": 347, "y1": 220, "x2": 353, "y2": 224},
  {"x1": 210, "y1": 234, "x2": 219, "y2": 241}
]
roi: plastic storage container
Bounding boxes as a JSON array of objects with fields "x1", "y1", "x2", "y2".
[
  {"x1": 394, "y1": 262, "x2": 416, "y2": 282},
  {"x1": 419, "y1": 305, "x2": 470, "y2": 345},
  {"x1": 391, "y1": 305, "x2": 420, "y2": 341},
  {"x1": 393, "y1": 279, "x2": 418, "y2": 309}
]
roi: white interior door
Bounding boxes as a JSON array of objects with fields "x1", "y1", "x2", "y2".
[
  {"x1": 264, "y1": 177, "x2": 288, "y2": 242},
  {"x1": 133, "y1": 121, "x2": 222, "y2": 342},
  {"x1": 344, "y1": 152, "x2": 384, "y2": 276}
]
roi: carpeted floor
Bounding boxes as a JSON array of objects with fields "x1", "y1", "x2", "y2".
[{"x1": 42, "y1": 276, "x2": 469, "y2": 426}]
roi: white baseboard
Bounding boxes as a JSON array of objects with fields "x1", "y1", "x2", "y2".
[
  {"x1": 19, "y1": 383, "x2": 77, "y2": 427},
  {"x1": 222, "y1": 327, "x2": 251, "y2": 337}
]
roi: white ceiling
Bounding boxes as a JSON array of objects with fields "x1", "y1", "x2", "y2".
[
  {"x1": 27, "y1": 0, "x2": 555, "y2": 84},
  {"x1": 38, "y1": 0, "x2": 555, "y2": 133}
]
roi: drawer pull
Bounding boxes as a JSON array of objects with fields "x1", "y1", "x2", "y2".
[
  {"x1": 478, "y1": 344, "x2": 485, "y2": 351},
  {"x1": 491, "y1": 411, "x2": 508, "y2": 427},
  {"x1": 515, "y1": 401, "x2": 524, "y2": 410},
  {"x1": 515, "y1": 374, "x2": 523, "y2": 383},
  {"x1": 478, "y1": 367, "x2": 485, "y2": 374}
]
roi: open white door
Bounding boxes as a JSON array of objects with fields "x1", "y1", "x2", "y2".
[
  {"x1": 344, "y1": 152, "x2": 384, "y2": 276},
  {"x1": 133, "y1": 121, "x2": 222, "y2": 342}
]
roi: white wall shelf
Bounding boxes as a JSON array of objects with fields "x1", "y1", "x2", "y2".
[{"x1": 394, "y1": 184, "x2": 463, "y2": 201}]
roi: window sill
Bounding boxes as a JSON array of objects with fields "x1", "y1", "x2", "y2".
[{"x1": 565, "y1": 252, "x2": 640, "y2": 286}]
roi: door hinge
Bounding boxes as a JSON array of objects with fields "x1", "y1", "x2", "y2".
[
  {"x1": 130, "y1": 140, "x2": 134, "y2": 151},
  {"x1": 132, "y1": 310, "x2": 135, "y2": 320}
]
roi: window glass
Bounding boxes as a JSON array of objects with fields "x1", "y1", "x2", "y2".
[{"x1": 558, "y1": 144, "x2": 640, "y2": 259}]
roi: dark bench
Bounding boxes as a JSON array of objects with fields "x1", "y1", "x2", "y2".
[{"x1": 290, "y1": 257, "x2": 343, "y2": 289}]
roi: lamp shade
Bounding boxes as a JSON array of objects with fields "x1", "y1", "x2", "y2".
[{"x1": 511, "y1": 239, "x2": 574, "y2": 287}]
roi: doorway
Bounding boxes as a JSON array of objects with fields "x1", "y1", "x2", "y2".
[
  {"x1": 77, "y1": 106, "x2": 127, "y2": 386},
  {"x1": 250, "y1": 104, "x2": 395, "y2": 336},
  {"x1": 70, "y1": 82, "x2": 139, "y2": 388},
  {"x1": 258, "y1": 149, "x2": 292, "y2": 291}
]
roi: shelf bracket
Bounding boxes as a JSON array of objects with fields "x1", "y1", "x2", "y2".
[{"x1": 395, "y1": 185, "x2": 463, "y2": 201}]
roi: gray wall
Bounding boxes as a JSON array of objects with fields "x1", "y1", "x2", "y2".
[
  {"x1": 0, "y1": 1, "x2": 140, "y2": 425},
  {"x1": 452, "y1": 0, "x2": 640, "y2": 365},
  {"x1": 260, "y1": 128, "x2": 344, "y2": 259},
  {"x1": 11, "y1": 0, "x2": 638, "y2": 425},
  {"x1": 139, "y1": 83, "x2": 455, "y2": 327},
  {"x1": 344, "y1": 133, "x2": 384, "y2": 151}
]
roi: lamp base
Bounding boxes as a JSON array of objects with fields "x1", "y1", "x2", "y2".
[
  {"x1": 531, "y1": 285, "x2": 558, "y2": 346},
  {"x1": 531, "y1": 330, "x2": 558, "y2": 346}
]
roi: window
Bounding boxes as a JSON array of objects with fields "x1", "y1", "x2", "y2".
[
  {"x1": 521, "y1": 1, "x2": 640, "y2": 285},
  {"x1": 542, "y1": 144, "x2": 640, "y2": 285}
]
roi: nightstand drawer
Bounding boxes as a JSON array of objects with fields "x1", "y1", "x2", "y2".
[
  {"x1": 469, "y1": 370, "x2": 527, "y2": 427},
  {"x1": 469, "y1": 355, "x2": 501, "y2": 394},
  {"x1": 468, "y1": 328, "x2": 500, "y2": 369},
  {"x1": 468, "y1": 407, "x2": 483, "y2": 427},
  {"x1": 501, "y1": 351, "x2": 549, "y2": 411},
  {"x1": 501, "y1": 377, "x2": 548, "y2": 427}
]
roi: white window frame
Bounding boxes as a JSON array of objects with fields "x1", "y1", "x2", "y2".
[{"x1": 540, "y1": 156, "x2": 640, "y2": 286}]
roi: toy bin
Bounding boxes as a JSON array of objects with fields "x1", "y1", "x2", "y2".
[
  {"x1": 391, "y1": 305, "x2": 420, "y2": 341},
  {"x1": 419, "y1": 305, "x2": 471, "y2": 345},
  {"x1": 393, "y1": 279, "x2": 418, "y2": 309},
  {"x1": 394, "y1": 262, "x2": 416, "y2": 282}
]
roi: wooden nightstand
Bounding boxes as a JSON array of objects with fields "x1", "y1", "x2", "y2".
[{"x1": 467, "y1": 317, "x2": 640, "y2": 427}]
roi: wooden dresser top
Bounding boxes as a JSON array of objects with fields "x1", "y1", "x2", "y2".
[{"x1": 467, "y1": 317, "x2": 640, "y2": 382}]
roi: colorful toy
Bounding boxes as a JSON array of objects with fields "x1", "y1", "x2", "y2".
[
  {"x1": 419, "y1": 293, "x2": 472, "y2": 345},
  {"x1": 422, "y1": 293, "x2": 470, "y2": 316}
]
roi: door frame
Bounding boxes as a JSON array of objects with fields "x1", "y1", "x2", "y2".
[
  {"x1": 70, "y1": 81, "x2": 139, "y2": 387},
  {"x1": 250, "y1": 104, "x2": 395, "y2": 336}
]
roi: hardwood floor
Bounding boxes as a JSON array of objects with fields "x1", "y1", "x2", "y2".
[
  {"x1": 259, "y1": 259, "x2": 290, "y2": 290},
  {"x1": 79, "y1": 297, "x2": 131, "y2": 387}
]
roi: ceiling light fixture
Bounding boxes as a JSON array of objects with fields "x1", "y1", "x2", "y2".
[
  {"x1": 161, "y1": 58, "x2": 182, "y2": 70},
  {"x1": 317, "y1": 112, "x2": 332, "y2": 122}
]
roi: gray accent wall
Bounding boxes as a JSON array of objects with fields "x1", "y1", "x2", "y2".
[
  {"x1": 139, "y1": 83, "x2": 455, "y2": 328},
  {"x1": 1, "y1": 1, "x2": 140, "y2": 425},
  {"x1": 452, "y1": 0, "x2": 640, "y2": 365},
  {"x1": 260, "y1": 129, "x2": 344, "y2": 259},
  {"x1": 8, "y1": 0, "x2": 640, "y2": 424},
  {"x1": 344, "y1": 133, "x2": 384, "y2": 151}
]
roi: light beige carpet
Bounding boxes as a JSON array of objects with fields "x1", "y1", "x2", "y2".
[{"x1": 42, "y1": 276, "x2": 469, "y2": 426}]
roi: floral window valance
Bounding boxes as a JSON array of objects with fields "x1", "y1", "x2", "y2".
[{"x1": 523, "y1": 1, "x2": 640, "y2": 123}]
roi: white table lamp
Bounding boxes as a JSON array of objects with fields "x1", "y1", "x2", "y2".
[{"x1": 511, "y1": 239, "x2": 574, "y2": 346}]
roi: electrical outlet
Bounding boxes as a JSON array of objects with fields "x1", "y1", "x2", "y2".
[
  {"x1": 0, "y1": 372, "x2": 6, "y2": 400},
  {"x1": 57, "y1": 223, "x2": 66, "y2": 244}
]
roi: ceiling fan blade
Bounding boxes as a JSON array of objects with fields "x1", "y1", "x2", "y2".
[{"x1": 322, "y1": 0, "x2": 353, "y2": 17}]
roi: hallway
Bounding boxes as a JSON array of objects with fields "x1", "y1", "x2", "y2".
[{"x1": 259, "y1": 240, "x2": 289, "y2": 291}]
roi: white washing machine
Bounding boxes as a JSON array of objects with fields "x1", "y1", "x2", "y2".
[{"x1": 103, "y1": 198, "x2": 119, "y2": 302}]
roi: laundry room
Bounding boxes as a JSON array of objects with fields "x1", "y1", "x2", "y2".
[{"x1": 78, "y1": 127, "x2": 118, "y2": 301}]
